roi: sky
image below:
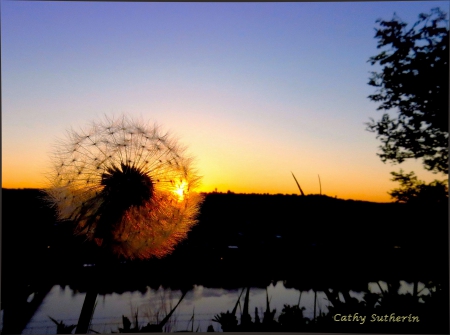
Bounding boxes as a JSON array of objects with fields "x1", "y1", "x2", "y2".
[{"x1": 2, "y1": 1, "x2": 449, "y2": 202}]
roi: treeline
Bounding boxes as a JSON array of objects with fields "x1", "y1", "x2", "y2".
[
  {"x1": 189, "y1": 191, "x2": 448, "y2": 251},
  {"x1": 1, "y1": 188, "x2": 448, "y2": 282}
]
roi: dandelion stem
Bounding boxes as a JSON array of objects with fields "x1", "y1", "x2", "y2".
[{"x1": 75, "y1": 284, "x2": 98, "y2": 333}]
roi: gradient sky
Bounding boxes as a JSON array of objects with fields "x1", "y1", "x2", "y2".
[{"x1": 2, "y1": 1, "x2": 448, "y2": 202}]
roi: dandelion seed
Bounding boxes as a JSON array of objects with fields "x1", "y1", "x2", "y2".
[{"x1": 44, "y1": 114, "x2": 203, "y2": 260}]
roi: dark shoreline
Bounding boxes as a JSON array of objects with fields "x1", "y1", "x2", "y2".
[{"x1": 1, "y1": 188, "x2": 449, "y2": 334}]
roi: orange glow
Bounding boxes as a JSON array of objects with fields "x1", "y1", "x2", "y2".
[
  {"x1": 173, "y1": 180, "x2": 188, "y2": 202},
  {"x1": 2, "y1": 134, "x2": 442, "y2": 204},
  {"x1": 3, "y1": 164, "x2": 438, "y2": 204},
  {"x1": 2, "y1": 167, "x2": 46, "y2": 189}
]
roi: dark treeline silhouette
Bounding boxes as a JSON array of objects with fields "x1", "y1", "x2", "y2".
[{"x1": 2, "y1": 188, "x2": 448, "y2": 283}]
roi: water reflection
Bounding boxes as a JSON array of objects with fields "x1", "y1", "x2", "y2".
[{"x1": 16, "y1": 280, "x2": 429, "y2": 334}]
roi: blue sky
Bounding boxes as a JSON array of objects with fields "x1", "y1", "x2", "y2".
[{"x1": 2, "y1": 1, "x2": 448, "y2": 201}]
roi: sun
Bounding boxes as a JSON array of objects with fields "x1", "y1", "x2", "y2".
[{"x1": 174, "y1": 180, "x2": 188, "y2": 201}]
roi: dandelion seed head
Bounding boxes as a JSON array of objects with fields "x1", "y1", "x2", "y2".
[{"x1": 45, "y1": 114, "x2": 203, "y2": 260}]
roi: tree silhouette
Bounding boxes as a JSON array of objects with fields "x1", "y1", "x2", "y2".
[
  {"x1": 388, "y1": 170, "x2": 448, "y2": 204},
  {"x1": 366, "y1": 8, "x2": 449, "y2": 174}
]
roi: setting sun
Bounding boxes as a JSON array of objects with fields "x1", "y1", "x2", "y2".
[{"x1": 173, "y1": 180, "x2": 188, "y2": 201}]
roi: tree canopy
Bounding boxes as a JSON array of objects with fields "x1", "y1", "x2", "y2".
[
  {"x1": 388, "y1": 170, "x2": 448, "y2": 204},
  {"x1": 366, "y1": 8, "x2": 449, "y2": 174}
]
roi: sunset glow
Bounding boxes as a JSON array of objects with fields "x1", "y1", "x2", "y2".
[
  {"x1": 2, "y1": 1, "x2": 447, "y2": 203},
  {"x1": 173, "y1": 180, "x2": 188, "y2": 202}
]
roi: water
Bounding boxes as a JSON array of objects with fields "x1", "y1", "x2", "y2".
[{"x1": 16, "y1": 280, "x2": 427, "y2": 334}]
